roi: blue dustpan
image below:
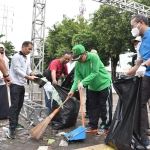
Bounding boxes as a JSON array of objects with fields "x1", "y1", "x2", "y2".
[
  {"x1": 65, "y1": 89, "x2": 86, "y2": 142},
  {"x1": 65, "y1": 126, "x2": 86, "y2": 141}
]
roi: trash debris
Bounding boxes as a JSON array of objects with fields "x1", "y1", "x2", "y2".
[
  {"x1": 2, "y1": 127, "x2": 9, "y2": 138},
  {"x1": 59, "y1": 139, "x2": 68, "y2": 147},
  {"x1": 18, "y1": 135, "x2": 28, "y2": 140},
  {"x1": 37, "y1": 146, "x2": 51, "y2": 150},
  {"x1": 18, "y1": 131, "x2": 29, "y2": 136},
  {"x1": 0, "y1": 121, "x2": 9, "y2": 127},
  {"x1": 30, "y1": 121, "x2": 34, "y2": 126},
  {"x1": 0, "y1": 129, "x2": 8, "y2": 142},
  {"x1": 42, "y1": 136, "x2": 49, "y2": 142},
  {"x1": 37, "y1": 116, "x2": 44, "y2": 122},
  {"x1": 2, "y1": 127, "x2": 9, "y2": 132},
  {"x1": 56, "y1": 132, "x2": 67, "y2": 137},
  {"x1": 47, "y1": 139, "x2": 55, "y2": 145}
]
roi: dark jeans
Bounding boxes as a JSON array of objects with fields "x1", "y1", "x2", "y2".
[
  {"x1": 44, "y1": 90, "x2": 51, "y2": 114},
  {"x1": 9, "y1": 84, "x2": 25, "y2": 130},
  {"x1": 88, "y1": 87, "x2": 112, "y2": 129},
  {"x1": 141, "y1": 76, "x2": 150, "y2": 140}
]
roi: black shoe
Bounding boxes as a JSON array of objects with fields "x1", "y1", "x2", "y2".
[
  {"x1": 86, "y1": 126, "x2": 98, "y2": 133},
  {"x1": 7, "y1": 129, "x2": 16, "y2": 139},
  {"x1": 15, "y1": 124, "x2": 24, "y2": 130},
  {"x1": 141, "y1": 139, "x2": 150, "y2": 147},
  {"x1": 85, "y1": 113, "x2": 89, "y2": 118}
]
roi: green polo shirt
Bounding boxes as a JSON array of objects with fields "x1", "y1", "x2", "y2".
[{"x1": 71, "y1": 52, "x2": 111, "y2": 92}]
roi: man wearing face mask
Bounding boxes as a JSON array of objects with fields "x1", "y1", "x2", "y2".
[
  {"x1": 127, "y1": 14, "x2": 150, "y2": 147},
  {"x1": 131, "y1": 36, "x2": 141, "y2": 67}
]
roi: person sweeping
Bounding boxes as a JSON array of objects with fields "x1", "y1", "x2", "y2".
[{"x1": 68, "y1": 44, "x2": 112, "y2": 136}]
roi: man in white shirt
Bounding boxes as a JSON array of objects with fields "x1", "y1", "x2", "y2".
[
  {"x1": 8, "y1": 41, "x2": 35, "y2": 139},
  {"x1": 67, "y1": 57, "x2": 76, "y2": 74}
]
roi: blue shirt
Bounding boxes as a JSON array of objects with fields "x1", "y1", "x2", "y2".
[{"x1": 140, "y1": 27, "x2": 150, "y2": 76}]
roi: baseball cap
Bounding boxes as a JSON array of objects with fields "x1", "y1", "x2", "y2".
[
  {"x1": 72, "y1": 44, "x2": 85, "y2": 60},
  {"x1": 131, "y1": 36, "x2": 141, "y2": 43}
]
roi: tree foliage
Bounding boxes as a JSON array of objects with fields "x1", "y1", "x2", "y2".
[
  {"x1": 0, "y1": 35, "x2": 17, "y2": 62},
  {"x1": 44, "y1": 16, "x2": 88, "y2": 69},
  {"x1": 91, "y1": 5, "x2": 133, "y2": 80}
]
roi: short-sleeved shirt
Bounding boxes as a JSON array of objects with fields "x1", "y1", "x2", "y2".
[
  {"x1": 48, "y1": 59, "x2": 68, "y2": 80},
  {"x1": 136, "y1": 42, "x2": 142, "y2": 61},
  {"x1": 139, "y1": 27, "x2": 150, "y2": 76}
]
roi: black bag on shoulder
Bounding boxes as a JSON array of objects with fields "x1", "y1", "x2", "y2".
[{"x1": 43, "y1": 69, "x2": 52, "y2": 82}]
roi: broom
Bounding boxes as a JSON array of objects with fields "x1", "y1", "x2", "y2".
[
  {"x1": 30, "y1": 96, "x2": 70, "y2": 140},
  {"x1": 79, "y1": 88, "x2": 85, "y2": 127}
]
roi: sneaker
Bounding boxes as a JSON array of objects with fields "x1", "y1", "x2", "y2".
[
  {"x1": 86, "y1": 126, "x2": 98, "y2": 133},
  {"x1": 141, "y1": 139, "x2": 150, "y2": 147},
  {"x1": 7, "y1": 129, "x2": 16, "y2": 139},
  {"x1": 97, "y1": 128, "x2": 109, "y2": 136},
  {"x1": 15, "y1": 124, "x2": 24, "y2": 130}
]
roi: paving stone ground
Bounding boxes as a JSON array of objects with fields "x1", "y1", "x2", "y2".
[{"x1": 0, "y1": 86, "x2": 149, "y2": 150}]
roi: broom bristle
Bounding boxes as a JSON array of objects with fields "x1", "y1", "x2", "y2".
[
  {"x1": 30, "y1": 109, "x2": 59, "y2": 140},
  {"x1": 30, "y1": 117, "x2": 51, "y2": 140}
]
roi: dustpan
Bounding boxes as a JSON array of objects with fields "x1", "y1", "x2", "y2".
[
  {"x1": 65, "y1": 88, "x2": 86, "y2": 141},
  {"x1": 65, "y1": 126, "x2": 86, "y2": 141}
]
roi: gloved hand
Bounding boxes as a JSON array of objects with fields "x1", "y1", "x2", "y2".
[
  {"x1": 78, "y1": 82, "x2": 84, "y2": 90},
  {"x1": 135, "y1": 65, "x2": 146, "y2": 77}
]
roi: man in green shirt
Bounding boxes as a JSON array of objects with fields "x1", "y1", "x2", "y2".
[{"x1": 68, "y1": 44, "x2": 112, "y2": 136}]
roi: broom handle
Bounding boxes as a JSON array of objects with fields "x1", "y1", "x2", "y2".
[
  {"x1": 57, "y1": 96, "x2": 70, "y2": 110},
  {"x1": 79, "y1": 88, "x2": 85, "y2": 127},
  {"x1": 48, "y1": 96, "x2": 70, "y2": 120}
]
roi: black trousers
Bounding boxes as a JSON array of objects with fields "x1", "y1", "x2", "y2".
[
  {"x1": 9, "y1": 84, "x2": 25, "y2": 130},
  {"x1": 88, "y1": 87, "x2": 112, "y2": 129},
  {"x1": 141, "y1": 76, "x2": 150, "y2": 140}
]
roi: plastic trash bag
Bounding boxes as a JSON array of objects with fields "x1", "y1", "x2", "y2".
[
  {"x1": 61, "y1": 68, "x2": 79, "y2": 100},
  {"x1": 51, "y1": 85, "x2": 80, "y2": 130},
  {"x1": 105, "y1": 76, "x2": 147, "y2": 150},
  {"x1": 44, "y1": 82, "x2": 63, "y2": 105},
  {"x1": 62, "y1": 68, "x2": 74, "y2": 89}
]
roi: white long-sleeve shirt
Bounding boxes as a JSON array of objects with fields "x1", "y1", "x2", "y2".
[{"x1": 10, "y1": 52, "x2": 32, "y2": 86}]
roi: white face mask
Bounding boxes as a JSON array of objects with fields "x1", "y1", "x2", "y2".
[
  {"x1": 131, "y1": 28, "x2": 140, "y2": 37},
  {"x1": 134, "y1": 47, "x2": 138, "y2": 51}
]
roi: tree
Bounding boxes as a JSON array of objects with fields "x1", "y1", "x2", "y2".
[
  {"x1": 91, "y1": 5, "x2": 134, "y2": 80},
  {"x1": 0, "y1": 34, "x2": 17, "y2": 63},
  {"x1": 72, "y1": 28, "x2": 110, "y2": 66},
  {"x1": 44, "y1": 16, "x2": 88, "y2": 69}
]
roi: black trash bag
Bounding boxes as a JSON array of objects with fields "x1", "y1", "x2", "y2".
[
  {"x1": 61, "y1": 68, "x2": 80, "y2": 100},
  {"x1": 51, "y1": 85, "x2": 80, "y2": 130},
  {"x1": 105, "y1": 76, "x2": 147, "y2": 150},
  {"x1": 62, "y1": 68, "x2": 74, "y2": 89}
]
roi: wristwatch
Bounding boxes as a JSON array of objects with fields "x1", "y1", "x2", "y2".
[
  {"x1": 142, "y1": 63, "x2": 148, "y2": 68},
  {"x1": 3, "y1": 74, "x2": 9, "y2": 78}
]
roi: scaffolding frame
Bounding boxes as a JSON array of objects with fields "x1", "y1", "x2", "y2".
[
  {"x1": 93, "y1": 0, "x2": 150, "y2": 18},
  {"x1": 29, "y1": 0, "x2": 46, "y2": 102}
]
